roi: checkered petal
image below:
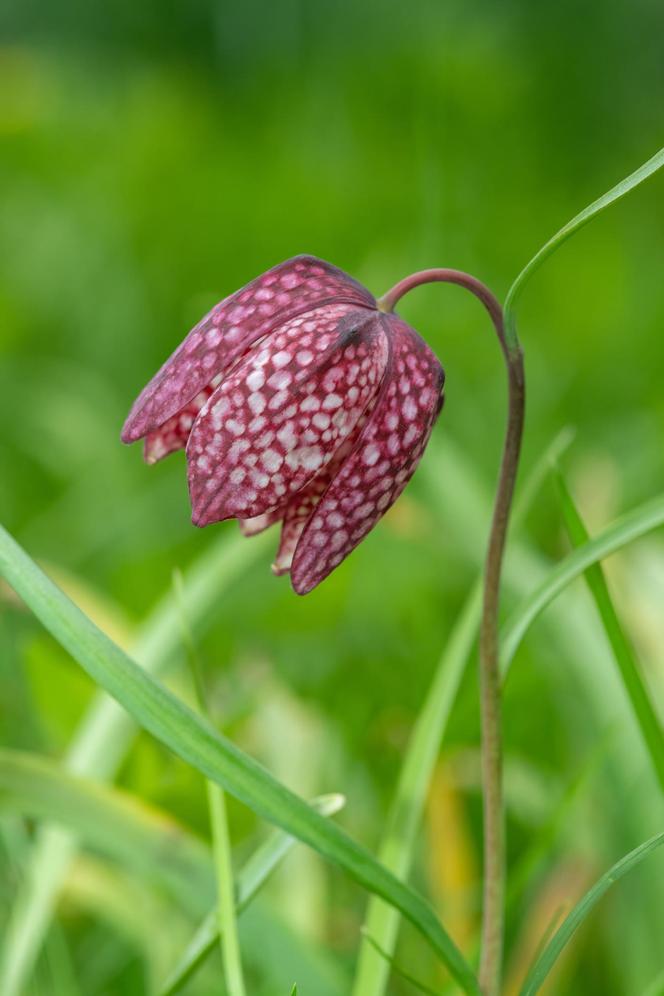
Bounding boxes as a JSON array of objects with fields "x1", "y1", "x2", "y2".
[
  {"x1": 290, "y1": 314, "x2": 444, "y2": 594},
  {"x1": 121, "y1": 255, "x2": 374, "y2": 445},
  {"x1": 187, "y1": 305, "x2": 388, "y2": 524}
]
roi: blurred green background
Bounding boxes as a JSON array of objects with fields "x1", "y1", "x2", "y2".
[{"x1": 1, "y1": 1, "x2": 663, "y2": 993}]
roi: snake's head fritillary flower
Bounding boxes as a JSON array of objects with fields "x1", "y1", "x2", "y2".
[{"x1": 122, "y1": 255, "x2": 445, "y2": 594}]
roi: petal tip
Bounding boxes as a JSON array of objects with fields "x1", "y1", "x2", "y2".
[
  {"x1": 121, "y1": 411, "x2": 148, "y2": 445},
  {"x1": 290, "y1": 573, "x2": 316, "y2": 596}
]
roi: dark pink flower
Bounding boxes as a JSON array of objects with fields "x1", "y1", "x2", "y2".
[{"x1": 122, "y1": 255, "x2": 444, "y2": 594}]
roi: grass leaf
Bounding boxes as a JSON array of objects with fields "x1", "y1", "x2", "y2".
[
  {"x1": 0, "y1": 527, "x2": 272, "y2": 996},
  {"x1": 519, "y1": 832, "x2": 664, "y2": 995},
  {"x1": 504, "y1": 145, "x2": 664, "y2": 344},
  {"x1": 0, "y1": 523, "x2": 480, "y2": 996},
  {"x1": 160, "y1": 794, "x2": 345, "y2": 996},
  {"x1": 553, "y1": 468, "x2": 664, "y2": 793},
  {"x1": 173, "y1": 567, "x2": 246, "y2": 996},
  {"x1": 500, "y1": 493, "x2": 664, "y2": 675},
  {"x1": 0, "y1": 749, "x2": 212, "y2": 915}
]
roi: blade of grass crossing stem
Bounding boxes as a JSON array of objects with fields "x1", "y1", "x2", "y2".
[
  {"x1": 0, "y1": 749, "x2": 213, "y2": 915},
  {"x1": 351, "y1": 429, "x2": 574, "y2": 996},
  {"x1": 503, "y1": 145, "x2": 664, "y2": 344},
  {"x1": 161, "y1": 794, "x2": 345, "y2": 996},
  {"x1": 553, "y1": 469, "x2": 664, "y2": 794},
  {"x1": 500, "y1": 493, "x2": 664, "y2": 676},
  {"x1": 173, "y1": 569, "x2": 245, "y2": 996},
  {"x1": 520, "y1": 832, "x2": 664, "y2": 996},
  {"x1": 0, "y1": 527, "x2": 272, "y2": 996},
  {"x1": 0, "y1": 524, "x2": 480, "y2": 996}
]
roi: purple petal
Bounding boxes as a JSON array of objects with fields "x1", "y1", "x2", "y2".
[
  {"x1": 187, "y1": 304, "x2": 388, "y2": 524},
  {"x1": 290, "y1": 314, "x2": 444, "y2": 594},
  {"x1": 121, "y1": 255, "x2": 374, "y2": 444}
]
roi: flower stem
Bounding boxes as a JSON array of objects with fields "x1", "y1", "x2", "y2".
[{"x1": 379, "y1": 270, "x2": 525, "y2": 996}]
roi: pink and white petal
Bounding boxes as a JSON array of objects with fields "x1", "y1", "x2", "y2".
[
  {"x1": 142, "y1": 385, "x2": 217, "y2": 464},
  {"x1": 122, "y1": 256, "x2": 375, "y2": 444},
  {"x1": 271, "y1": 473, "x2": 331, "y2": 575},
  {"x1": 238, "y1": 508, "x2": 284, "y2": 537},
  {"x1": 186, "y1": 304, "x2": 388, "y2": 525},
  {"x1": 290, "y1": 314, "x2": 445, "y2": 594},
  {"x1": 270, "y1": 398, "x2": 377, "y2": 575}
]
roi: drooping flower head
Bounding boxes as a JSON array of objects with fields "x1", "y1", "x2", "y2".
[{"x1": 122, "y1": 256, "x2": 444, "y2": 593}]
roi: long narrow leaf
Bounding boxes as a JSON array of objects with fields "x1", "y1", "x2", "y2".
[
  {"x1": 0, "y1": 749, "x2": 212, "y2": 916},
  {"x1": 504, "y1": 145, "x2": 664, "y2": 342},
  {"x1": 500, "y1": 493, "x2": 664, "y2": 674},
  {"x1": 0, "y1": 523, "x2": 480, "y2": 996},
  {"x1": 0, "y1": 527, "x2": 272, "y2": 996},
  {"x1": 520, "y1": 832, "x2": 664, "y2": 995},
  {"x1": 173, "y1": 567, "x2": 246, "y2": 996},
  {"x1": 554, "y1": 469, "x2": 664, "y2": 793},
  {"x1": 161, "y1": 794, "x2": 345, "y2": 996}
]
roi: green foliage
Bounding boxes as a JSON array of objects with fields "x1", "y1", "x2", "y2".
[
  {"x1": 554, "y1": 468, "x2": 664, "y2": 792},
  {"x1": 2, "y1": 4, "x2": 664, "y2": 994},
  {"x1": 520, "y1": 832, "x2": 664, "y2": 995},
  {"x1": 0, "y1": 524, "x2": 480, "y2": 995},
  {"x1": 501, "y1": 494, "x2": 664, "y2": 673}
]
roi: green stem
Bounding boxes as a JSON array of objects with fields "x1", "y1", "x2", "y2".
[
  {"x1": 173, "y1": 571, "x2": 246, "y2": 996},
  {"x1": 379, "y1": 271, "x2": 526, "y2": 996}
]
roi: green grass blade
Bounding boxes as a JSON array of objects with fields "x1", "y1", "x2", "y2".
[
  {"x1": 0, "y1": 749, "x2": 212, "y2": 915},
  {"x1": 504, "y1": 145, "x2": 664, "y2": 344},
  {"x1": 506, "y1": 735, "x2": 610, "y2": 912},
  {"x1": 360, "y1": 931, "x2": 442, "y2": 996},
  {"x1": 519, "y1": 832, "x2": 664, "y2": 996},
  {"x1": 554, "y1": 470, "x2": 664, "y2": 793},
  {"x1": 161, "y1": 794, "x2": 345, "y2": 996},
  {"x1": 0, "y1": 523, "x2": 480, "y2": 996},
  {"x1": 0, "y1": 527, "x2": 271, "y2": 996},
  {"x1": 173, "y1": 568, "x2": 246, "y2": 996},
  {"x1": 351, "y1": 584, "x2": 482, "y2": 996},
  {"x1": 500, "y1": 493, "x2": 664, "y2": 675},
  {"x1": 351, "y1": 430, "x2": 574, "y2": 996}
]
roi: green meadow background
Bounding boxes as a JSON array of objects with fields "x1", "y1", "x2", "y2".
[{"x1": 1, "y1": 1, "x2": 663, "y2": 993}]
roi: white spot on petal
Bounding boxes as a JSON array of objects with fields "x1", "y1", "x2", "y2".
[
  {"x1": 262, "y1": 448, "x2": 283, "y2": 473},
  {"x1": 246, "y1": 369, "x2": 265, "y2": 391},
  {"x1": 312, "y1": 412, "x2": 330, "y2": 430},
  {"x1": 248, "y1": 392, "x2": 266, "y2": 415},
  {"x1": 272, "y1": 350, "x2": 292, "y2": 368},
  {"x1": 403, "y1": 396, "x2": 418, "y2": 421},
  {"x1": 268, "y1": 369, "x2": 292, "y2": 391}
]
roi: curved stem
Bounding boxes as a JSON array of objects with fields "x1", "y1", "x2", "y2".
[{"x1": 379, "y1": 269, "x2": 526, "y2": 996}]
